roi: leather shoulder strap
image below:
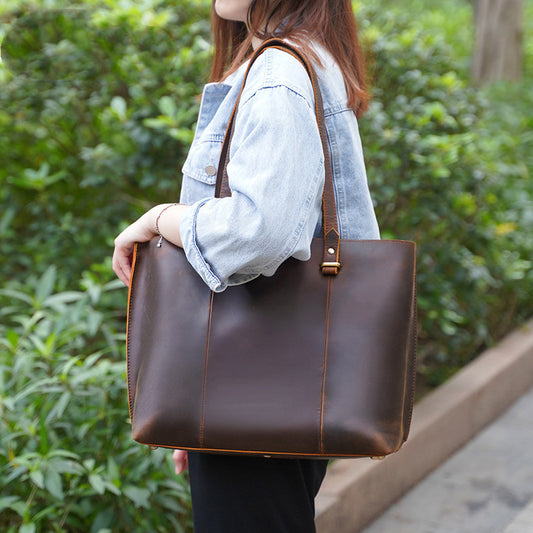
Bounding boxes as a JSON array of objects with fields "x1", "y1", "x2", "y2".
[{"x1": 215, "y1": 38, "x2": 341, "y2": 275}]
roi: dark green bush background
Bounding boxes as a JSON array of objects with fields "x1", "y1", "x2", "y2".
[{"x1": 1, "y1": 0, "x2": 532, "y2": 530}]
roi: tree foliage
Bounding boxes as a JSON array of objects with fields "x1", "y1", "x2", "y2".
[
  {"x1": 357, "y1": 3, "x2": 533, "y2": 381},
  {"x1": 0, "y1": 0, "x2": 211, "y2": 287}
]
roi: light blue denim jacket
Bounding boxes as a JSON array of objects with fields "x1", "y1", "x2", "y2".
[{"x1": 179, "y1": 43, "x2": 380, "y2": 292}]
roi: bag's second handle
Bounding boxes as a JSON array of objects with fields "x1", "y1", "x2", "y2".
[{"x1": 214, "y1": 39, "x2": 341, "y2": 275}]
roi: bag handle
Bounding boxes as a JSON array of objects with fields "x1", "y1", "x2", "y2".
[{"x1": 215, "y1": 38, "x2": 341, "y2": 275}]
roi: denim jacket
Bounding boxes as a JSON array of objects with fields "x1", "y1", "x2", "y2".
[{"x1": 179, "y1": 43, "x2": 380, "y2": 292}]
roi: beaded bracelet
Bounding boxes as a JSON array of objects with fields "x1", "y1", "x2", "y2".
[{"x1": 155, "y1": 203, "x2": 178, "y2": 247}]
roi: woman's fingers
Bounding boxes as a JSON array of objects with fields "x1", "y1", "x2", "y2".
[
  {"x1": 112, "y1": 241, "x2": 133, "y2": 286},
  {"x1": 112, "y1": 205, "x2": 186, "y2": 286},
  {"x1": 112, "y1": 214, "x2": 158, "y2": 286},
  {"x1": 173, "y1": 449, "x2": 188, "y2": 475}
]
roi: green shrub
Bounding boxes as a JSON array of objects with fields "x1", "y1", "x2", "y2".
[
  {"x1": 0, "y1": 0, "x2": 211, "y2": 287},
  {"x1": 0, "y1": 268, "x2": 193, "y2": 533},
  {"x1": 356, "y1": 4, "x2": 533, "y2": 382}
]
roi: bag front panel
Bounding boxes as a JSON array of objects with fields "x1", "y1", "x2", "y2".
[
  {"x1": 200, "y1": 246, "x2": 329, "y2": 454},
  {"x1": 128, "y1": 239, "x2": 212, "y2": 448},
  {"x1": 322, "y1": 240, "x2": 417, "y2": 455}
]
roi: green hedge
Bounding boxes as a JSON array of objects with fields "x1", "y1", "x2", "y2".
[
  {"x1": 1, "y1": 2, "x2": 205, "y2": 530},
  {"x1": 357, "y1": 3, "x2": 533, "y2": 383},
  {"x1": 1, "y1": 0, "x2": 532, "y2": 530},
  {"x1": 0, "y1": 0, "x2": 211, "y2": 287},
  {"x1": 0, "y1": 269, "x2": 193, "y2": 532}
]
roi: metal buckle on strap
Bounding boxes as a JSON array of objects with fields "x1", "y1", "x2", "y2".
[{"x1": 320, "y1": 262, "x2": 341, "y2": 274}]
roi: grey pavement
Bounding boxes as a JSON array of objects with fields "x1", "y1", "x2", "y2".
[{"x1": 360, "y1": 384, "x2": 533, "y2": 533}]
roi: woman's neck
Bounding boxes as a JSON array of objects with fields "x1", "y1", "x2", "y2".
[
  {"x1": 251, "y1": 34, "x2": 263, "y2": 50},
  {"x1": 250, "y1": 15, "x2": 282, "y2": 50}
]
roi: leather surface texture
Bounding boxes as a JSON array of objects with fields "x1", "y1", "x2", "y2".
[
  {"x1": 126, "y1": 40, "x2": 417, "y2": 458},
  {"x1": 127, "y1": 236, "x2": 416, "y2": 458}
]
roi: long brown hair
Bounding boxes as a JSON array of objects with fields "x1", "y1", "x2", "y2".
[{"x1": 210, "y1": 0, "x2": 369, "y2": 116}]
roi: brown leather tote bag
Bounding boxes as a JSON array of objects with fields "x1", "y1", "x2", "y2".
[{"x1": 126, "y1": 40, "x2": 417, "y2": 459}]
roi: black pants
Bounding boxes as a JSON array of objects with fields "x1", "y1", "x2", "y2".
[{"x1": 187, "y1": 452, "x2": 328, "y2": 533}]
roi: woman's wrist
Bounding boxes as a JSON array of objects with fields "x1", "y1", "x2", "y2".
[
  {"x1": 147, "y1": 203, "x2": 187, "y2": 248},
  {"x1": 155, "y1": 203, "x2": 179, "y2": 237},
  {"x1": 141, "y1": 204, "x2": 175, "y2": 235}
]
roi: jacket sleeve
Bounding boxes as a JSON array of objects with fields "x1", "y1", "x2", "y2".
[{"x1": 179, "y1": 83, "x2": 324, "y2": 292}]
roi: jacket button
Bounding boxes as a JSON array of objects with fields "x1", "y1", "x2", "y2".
[{"x1": 205, "y1": 165, "x2": 216, "y2": 176}]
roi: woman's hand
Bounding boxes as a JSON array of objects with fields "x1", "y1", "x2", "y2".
[
  {"x1": 173, "y1": 449, "x2": 188, "y2": 475},
  {"x1": 112, "y1": 203, "x2": 188, "y2": 286},
  {"x1": 112, "y1": 208, "x2": 159, "y2": 285}
]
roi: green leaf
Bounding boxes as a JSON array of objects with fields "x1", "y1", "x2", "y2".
[
  {"x1": 159, "y1": 96, "x2": 177, "y2": 118},
  {"x1": 19, "y1": 524, "x2": 36, "y2": 533},
  {"x1": 8, "y1": 164, "x2": 67, "y2": 191},
  {"x1": 29, "y1": 470, "x2": 44, "y2": 489},
  {"x1": 104, "y1": 481, "x2": 121, "y2": 496},
  {"x1": 124, "y1": 486, "x2": 150, "y2": 508},
  {"x1": 47, "y1": 449, "x2": 81, "y2": 461},
  {"x1": 13, "y1": 377, "x2": 58, "y2": 403},
  {"x1": 5, "y1": 329, "x2": 19, "y2": 349},
  {"x1": 49, "y1": 458, "x2": 84, "y2": 476},
  {"x1": 35, "y1": 266, "x2": 57, "y2": 305},
  {"x1": 103, "y1": 279, "x2": 126, "y2": 292},
  {"x1": 89, "y1": 474, "x2": 106, "y2": 495},
  {"x1": 83, "y1": 458, "x2": 96, "y2": 471},
  {"x1": 90, "y1": 509, "x2": 115, "y2": 533},
  {"x1": 44, "y1": 468, "x2": 64, "y2": 500},
  {"x1": 110, "y1": 96, "x2": 127, "y2": 120},
  {"x1": 0, "y1": 496, "x2": 23, "y2": 514},
  {"x1": 46, "y1": 391, "x2": 71, "y2": 423},
  {"x1": 0, "y1": 288, "x2": 33, "y2": 306},
  {"x1": 107, "y1": 457, "x2": 120, "y2": 483},
  {"x1": 143, "y1": 116, "x2": 174, "y2": 129},
  {"x1": 45, "y1": 291, "x2": 84, "y2": 307}
]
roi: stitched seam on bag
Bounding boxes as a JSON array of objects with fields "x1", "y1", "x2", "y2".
[
  {"x1": 319, "y1": 276, "x2": 332, "y2": 455},
  {"x1": 134, "y1": 440, "x2": 375, "y2": 458},
  {"x1": 199, "y1": 291, "x2": 214, "y2": 447},
  {"x1": 125, "y1": 243, "x2": 140, "y2": 422},
  {"x1": 404, "y1": 248, "x2": 418, "y2": 440}
]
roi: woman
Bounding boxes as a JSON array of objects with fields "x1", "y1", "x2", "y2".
[{"x1": 113, "y1": 0, "x2": 379, "y2": 531}]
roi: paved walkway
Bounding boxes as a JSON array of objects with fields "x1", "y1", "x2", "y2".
[{"x1": 360, "y1": 385, "x2": 533, "y2": 533}]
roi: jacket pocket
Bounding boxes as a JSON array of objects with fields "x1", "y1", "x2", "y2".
[{"x1": 181, "y1": 134, "x2": 224, "y2": 186}]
